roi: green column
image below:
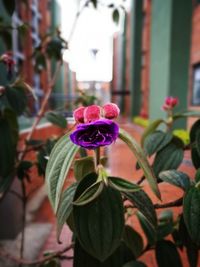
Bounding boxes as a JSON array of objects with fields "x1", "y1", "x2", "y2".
[
  {"x1": 119, "y1": 12, "x2": 127, "y2": 113},
  {"x1": 150, "y1": 0, "x2": 192, "y2": 128},
  {"x1": 130, "y1": 0, "x2": 143, "y2": 117}
]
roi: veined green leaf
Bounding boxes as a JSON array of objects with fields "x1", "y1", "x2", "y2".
[
  {"x1": 144, "y1": 131, "x2": 173, "y2": 156},
  {"x1": 137, "y1": 212, "x2": 156, "y2": 245},
  {"x1": 183, "y1": 186, "x2": 200, "y2": 245},
  {"x1": 108, "y1": 177, "x2": 141, "y2": 193},
  {"x1": 123, "y1": 225, "x2": 143, "y2": 258},
  {"x1": 153, "y1": 138, "x2": 184, "y2": 177},
  {"x1": 124, "y1": 190, "x2": 157, "y2": 227},
  {"x1": 73, "y1": 185, "x2": 124, "y2": 261},
  {"x1": 155, "y1": 240, "x2": 183, "y2": 267},
  {"x1": 56, "y1": 183, "x2": 77, "y2": 242},
  {"x1": 74, "y1": 156, "x2": 95, "y2": 181},
  {"x1": 45, "y1": 111, "x2": 67, "y2": 129},
  {"x1": 119, "y1": 128, "x2": 160, "y2": 199},
  {"x1": 141, "y1": 119, "x2": 165, "y2": 146},
  {"x1": 159, "y1": 170, "x2": 191, "y2": 191},
  {"x1": 73, "y1": 181, "x2": 104, "y2": 206},
  {"x1": 45, "y1": 133, "x2": 79, "y2": 212},
  {"x1": 173, "y1": 111, "x2": 200, "y2": 120}
]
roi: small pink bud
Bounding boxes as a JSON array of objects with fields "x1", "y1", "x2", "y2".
[
  {"x1": 103, "y1": 103, "x2": 120, "y2": 119},
  {"x1": 164, "y1": 96, "x2": 178, "y2": 109},
  {"x1": 73, "y1": 106, "x2": 85, "y2": 123},
  {"x1": 84, "y1": 105, "x2": 101, "y2": 123}
]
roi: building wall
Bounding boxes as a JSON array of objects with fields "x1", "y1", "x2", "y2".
[{"x1": 116, "y1": 0, "x2": 200, "y2": 124}]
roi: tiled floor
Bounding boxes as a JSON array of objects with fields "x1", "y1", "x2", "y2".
[{"x1": 35, "y1": 121, "x2": 197, "y2": 267}]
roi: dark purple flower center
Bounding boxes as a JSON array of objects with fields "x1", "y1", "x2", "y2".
[{"x1": 70, "y1": 119, "x2": 119, "y2": 149}]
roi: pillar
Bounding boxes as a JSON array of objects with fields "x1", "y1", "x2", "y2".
[{"x1": 149, "y1": 0, "x2": 192, "y2": 128}]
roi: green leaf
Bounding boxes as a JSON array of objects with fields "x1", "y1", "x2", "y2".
[
  {"x1": 178, "y1": 215, "x2": 199, "y2": 267},
  {"x1": 141, "y1": 119, "x2": 165, "y2": 146},
  {"x1": 108, "y1": 177, "x2": 141, "y2": 193},
  {"x1": 112, "y1": 9, "x2": 120, "y2": 25},
  {"x1": 2, "y1": 0, "x2": 15, "y2": 16},
  {"x1": 119, "y1": 128, "x2": 160, "y2": 200},
  {"x1": 45, "y1": 111, "x2": 67, "y2": 129},
  {"x1": 3, "y1": 108, "x2": 19, "y2": 146},
  {"x1": 74, "y1": 240, "x2": 134, "y2": 267},
  {"x1": 123, "y1": 225, "x2": 143, "y2": 258},
  {"x1": 124, "y1": 190, "x2": 157, "y2": 227},
  {"x1": 0, "y1": 112, "x2": 17, "y2": 177},
  {"x1": 155, "y1": 240, "x2": 183, "y2": 267},
  {"x1": 73, "y1": 181, "x2": 104, "y2": 206},
  {"x1": 137, "y1": 212, "x2": 156, "y2": 245},
  {"x1": 0, "y1": 30, "x2": 12, "y2": 49},
  {"x1": 159, "y1": 170, "x2": 191, "y2": 191},
  {"x1": 191, "y1": 148, "x2": 200, "y2": 169},
  {"x1": 153, "y1": 137, "x2": 184, "y2": 177},
  {"x1": 144, "y1": 131, "x2": 173, "y2": 156},
  {"x1": 173, "y1": 111, "x2": 200, "y2": 120},
  {"x1": 73, "y1": 183, "x2": 124, "y2": 261},
  {"x1": 74, "y1": 156, "x2": 95, "y2": 181},
  {"x1": 123, "y1": 261, "x2": 147, "y2": 267},
  {"x1": 190, "y1": 120, "x2": 200, "y2": 168},
  {"x1": 195, "y1": 169, "x2": 200, "y2": 183},
  {"x1": 5, "y1": 86, "x2": 28, "y2": 115},
  {"x1": 46, "y1": 38, "x2": 63, "y2": 60},
  {"x1": 183, "y1": 186, "x2": 200, "y2": 245},
  {"x1": 45, "y1": 133, "x2": 79, "y2": 212},
  {"x1": 56, "y1": 183, "x2": 77, "y2": 242},
  {"x1": 157, "y1": 210, "x2": 174, "y2": 241},
  {"x1": 190, "y1": 119, "x2": 200, "y2": 143}
]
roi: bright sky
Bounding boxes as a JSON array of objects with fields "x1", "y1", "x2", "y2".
[{"x1": 56, "y1": 0, "x2": 122, "y2": 82}]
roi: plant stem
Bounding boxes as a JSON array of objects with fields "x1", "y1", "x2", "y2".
[
  {"x1": 94, "y1": 147, "x2": 100, "y2": 169},
  {"x1": 154, "y1": 197, "x2": 183, "y2": 209},
  {"x1": 19, "y1": 60, "x2": 62, "y2": 161}
]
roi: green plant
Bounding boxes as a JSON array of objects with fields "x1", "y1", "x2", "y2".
[{"x1": 45, "y1": 98, "x2": 200, "y2": 267}]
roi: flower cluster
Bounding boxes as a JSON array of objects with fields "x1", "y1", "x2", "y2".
[
  {"x1": 162, "y1": 96, "x2": 179, "y2": 111},
  {"x1": 70, "y1": 103, "x2": 120, "y2": 149},
  {"x1": 73, "y1": 103, "x2": 120, "y2": 124}
]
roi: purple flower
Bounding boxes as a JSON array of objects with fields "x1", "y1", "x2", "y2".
[{"x1": 70, "y1": 119, "x2": 119, "y2": 149}]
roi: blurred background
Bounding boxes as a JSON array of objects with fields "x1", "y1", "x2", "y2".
[
  {"x1": 0, "y1": 0, "x2": 198, "y2": 129},
  {"x1": 0, "y1": 0, "x2": 199, "y2": 266}
]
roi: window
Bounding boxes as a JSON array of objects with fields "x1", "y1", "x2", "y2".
[{"x1": 192, "y1": 64, "x2": 200, "y2": 105}]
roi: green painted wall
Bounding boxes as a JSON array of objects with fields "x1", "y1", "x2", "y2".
[
  {"x1": 130, "y1": 0, "x2": 143, "y2": 117},
  {"x1": 150, "y1": 0, "x2": 192, "y2": 128},
  {"x1": 118, "y1": 12, "x2": 127, "y2": 113}
]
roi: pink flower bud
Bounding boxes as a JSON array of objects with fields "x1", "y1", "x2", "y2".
[
  {"x1": 164, "y1": 96, "x2": 179, "y2": 109},
  {"x1": 84, "y1": 105, "x2": 101, "y2": 123},
  {"x1": 73, "y1": 106, "x2": 85, "y2": 123},
  {"x1": 103, "y1": 103, "x2": 120, "y2": 119}
]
